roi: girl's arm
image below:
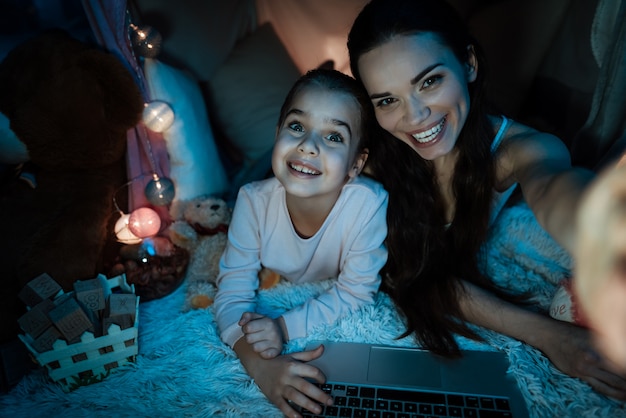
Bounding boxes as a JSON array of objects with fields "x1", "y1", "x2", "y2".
[
  {"x1": 214, "y1": 188, "x2": 262, "y2": 348},
  {"x1": 233, "y1": 338, "x2": 333, "y2": 418},
  {"x1": 280, "y1": 188, "x2": 388, "y2": 341},
  {"x1": 498, "y1": 126, "x2": 594, "y2": 254},
  {"x1": 460, "y1": 281, "x2": 626, "y2": 400}
]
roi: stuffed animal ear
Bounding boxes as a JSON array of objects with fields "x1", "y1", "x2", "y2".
[{"x1": 168, "y1": 198, "x2": 188, "y2": 221}]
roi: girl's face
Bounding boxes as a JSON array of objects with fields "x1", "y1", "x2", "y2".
[
  {"x1": 357, "y1": 32, "x2": 477, "y2": 161},
  {"x1": 272, "y1": 87, "x2": 367, "y2": 201}
]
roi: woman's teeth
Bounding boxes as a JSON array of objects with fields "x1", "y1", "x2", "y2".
[{"x1": 412, "y1": 119, "x2": 445, "y2": 143}]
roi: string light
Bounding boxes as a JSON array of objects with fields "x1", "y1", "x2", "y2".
[
  {"x1": 112, "y1": 176, "x2": 166, "y2": 243},
  {"x1": 128, "y1": 207, "x2": 162, "y2": 238},
  {"x1": 114, "y1": 213, "x2": 142, "y2": 244},
  {"x1": 145, "y1": 173, "x2": 175, "y2": 206},
  {"x1": 142, "y1": 100, "x2": 174, "y2": 133},
  {"x1": 129, "y1": 24, "x2": 162, "y2": 59},
  {"x1": 112, "y1": 20, "x2": 174, "y2": 246}
]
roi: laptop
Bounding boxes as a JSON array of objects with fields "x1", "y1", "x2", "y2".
[{"x1": 300, "y1": 341, "x2": 529, "y2": 418}]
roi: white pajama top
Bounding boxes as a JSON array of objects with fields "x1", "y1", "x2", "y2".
[{"x1": 214, "y1": 175, "x2": 389, "y2": 348}]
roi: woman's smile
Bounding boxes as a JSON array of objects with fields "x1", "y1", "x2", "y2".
[{"x1": 408, "y1": 117, "x2": 446, "y2": 146}]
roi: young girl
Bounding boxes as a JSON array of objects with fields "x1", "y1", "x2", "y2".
[
  {"x1": 213, "y1": 68, "x2": 388, "y2": 416},
  {"x1": 347, "y1": 0, "x2": 626, "y2": 400}
]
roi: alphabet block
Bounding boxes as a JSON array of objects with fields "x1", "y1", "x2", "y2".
[
  {"x1": 17, "y1": 299, "x2": 55, "y2": 338},
  {"x1": 18, "y1": 273, "x2": 62, "y2": 307},
  {"x1": 48, "y1": 297, "x2": 94, "y2": 343},
  {"x1": 74, "y1": 277, "x2": 106, "y2": 312},
  {"x1": 103, "y1": 294, "x2": 136, "y2": 332}
]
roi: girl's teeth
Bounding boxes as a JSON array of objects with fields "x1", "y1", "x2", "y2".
[
  {"x1": 412, "y1": 119, "x2": 444, "y2": 143},
  {"x1": 290, "y1": 164, "x2": 320, "y2": 175}
]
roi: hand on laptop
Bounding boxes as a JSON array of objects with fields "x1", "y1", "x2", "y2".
[
  {"x1": 239, "y1": 312, "x2": 287, "y2": 359},
  {"x1": 233, "y1": 340, "x2": 333, "y2": 418}
]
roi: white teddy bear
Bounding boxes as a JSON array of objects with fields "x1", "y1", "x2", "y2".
[{"x1": 167, "y1": 195, "x2": 231, "y2": 310}]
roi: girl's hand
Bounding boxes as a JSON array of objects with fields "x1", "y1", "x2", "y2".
[
  {"x1": 234, "y1": 341, "x2": 333, "y2": 418},
  {"x1": 239, "y1": 312, "x2": 285, "y2": 359},
  {"x1": 540, "y1": 321, "x2": 626, "y2": 400}
]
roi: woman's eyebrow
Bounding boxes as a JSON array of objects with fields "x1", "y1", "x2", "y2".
[
  {"x1": 369, "y1": 63, "x2": 443, "y2": 100},
  {"x1": 410, "y1": 63, "x2": 442, "y2": 86}
]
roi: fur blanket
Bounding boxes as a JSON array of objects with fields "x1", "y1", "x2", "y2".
[{"x1": 2, "y1": 201, "x2": 626, "y2": 417}]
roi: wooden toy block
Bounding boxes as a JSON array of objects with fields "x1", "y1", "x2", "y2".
[
  {"x1": 104, "y1": 294, "x2": 136, "y2": 332},
  {"x1": 17, "y1": 299, "x2": 55, "y2": 338},
  {"x1": 73, "y1": 277, "x2": 106, "y2": 312},
  {"x1": 31, "y1": 326, "x2": 62, "y2": 353},
  {"x1": 53, "y1": 292, "x2": 74, "y2": 307},
  {"x1": 17, "y1": 275, "x2": 139, "y2": 392},
  {"x1": 18, "y1": 273, "x2": 62, "y2": 307},
  {"x1": 48, "y1": 297, "x2": 95, "y2": 343}
]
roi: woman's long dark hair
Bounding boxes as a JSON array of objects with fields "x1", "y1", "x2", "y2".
[{"x1": 348, "y1": 0, "x2": 518, "y2": 356}]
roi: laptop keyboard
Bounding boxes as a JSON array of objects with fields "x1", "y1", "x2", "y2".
[{"x1": 297, "y1": 382, "x2": 514, "y2": 418}]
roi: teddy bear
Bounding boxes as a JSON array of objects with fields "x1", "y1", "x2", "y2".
[
  {"x1": 167, "y1": 195, "x2": 232, "y2": 309},
  {"x1": 168, "y1": 195, "x2": 282, "y2": 310},
  {"x1": 0, "y1": 29, "x2": 144, "y2": 342}
]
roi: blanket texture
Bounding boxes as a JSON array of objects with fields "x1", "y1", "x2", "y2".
[{"x1": 2, "y1": 201, "x2": 626, "y2": 417}]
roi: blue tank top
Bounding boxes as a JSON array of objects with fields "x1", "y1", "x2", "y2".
[{"x1": 489, "y1": 116, "x2": 517, "y2": 225}]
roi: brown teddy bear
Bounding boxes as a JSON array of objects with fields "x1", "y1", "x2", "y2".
[
  {"x1": 167, "y1": 195, "x2": 232, "y2": 310},
  {"x1": 0, "y1": 29, "x2": 144, "y2": 342}
]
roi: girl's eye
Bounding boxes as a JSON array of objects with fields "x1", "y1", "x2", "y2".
[
  {"x1": 288, "y1": 121, "x2": 304, "y2": 132},
  {"x1": 374, "y1": 97, "x2": 396, "y2": 108},
  {"x1": 422, "y1": 74, "x2": 443, "y2": 89},
  {"x1": 325, "y1": 132, "x2": 344, "y2": 143}
]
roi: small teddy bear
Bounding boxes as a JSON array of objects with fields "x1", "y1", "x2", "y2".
[{"x1": 167, "y1": 195, "x2": 231, "y2": 310}]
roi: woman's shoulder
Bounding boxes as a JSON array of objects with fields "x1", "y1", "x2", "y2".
[
  {"x1": 490, "y1": 115, "x2": 568, "y2": 156},
  {"x1": 490, "y1": 115, "x2": 572, "y2": 189}
]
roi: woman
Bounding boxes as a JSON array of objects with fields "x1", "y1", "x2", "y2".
[{"x1": 347, "y1": 0, "x2": 626, "y2": 400}]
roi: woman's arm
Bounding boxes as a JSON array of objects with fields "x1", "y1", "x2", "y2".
[
  {"x1": 498, "y1": 127, "x2": 594, "y2": 253},
  {"x1": 460, "y1": 281, "x2": 626, "y2": 400}
]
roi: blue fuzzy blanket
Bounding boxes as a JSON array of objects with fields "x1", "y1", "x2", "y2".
[{"x1": 2, "y1": 201, "x2": 626, "y2": 417}]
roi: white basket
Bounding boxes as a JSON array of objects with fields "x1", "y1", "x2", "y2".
[{"x1": 19, "y1": 274, "x2": 139, "y2": 392}]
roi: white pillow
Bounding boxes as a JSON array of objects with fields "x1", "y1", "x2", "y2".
[
  {"x1": 144, "y1": 58, "x2": 229, "y2": 202},
  {"x1": 207, "y1": 23, "x2": 301, "y2": 166}
]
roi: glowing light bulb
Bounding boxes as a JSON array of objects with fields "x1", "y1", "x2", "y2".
[
  {"x1": 114, "y1": 213, "x2": 143, "y2": 244},
  {"x1": 128, "y1": 207, "x2": 161, "y2": 238},
  {"x1": 130, "y1": 24, "x2": 162, "y2": 58},
  {"x1": 145, "y1": 173, "x2": 175, "y2": 206},
  {"x1": 142, "y1": 101, "x2": 174, "y2": 133}
]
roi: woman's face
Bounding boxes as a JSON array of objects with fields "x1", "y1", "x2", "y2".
[{"x1": 357, "y1": 33, "x2": 476, "y2": 161}]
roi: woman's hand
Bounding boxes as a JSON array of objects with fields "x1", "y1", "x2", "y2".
[
  {"x1": 460, "y1": 281, "x2": 626, "y2": 399},
  {"x1": 538, "y1": 320, "x2": 626, "y2": 401},
  {"x1": 234, "y1": 340, "x2": 333, "y2": 418},
  {"x1": 239, "y1": 312, "x2": 286, "y2": 359}
]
